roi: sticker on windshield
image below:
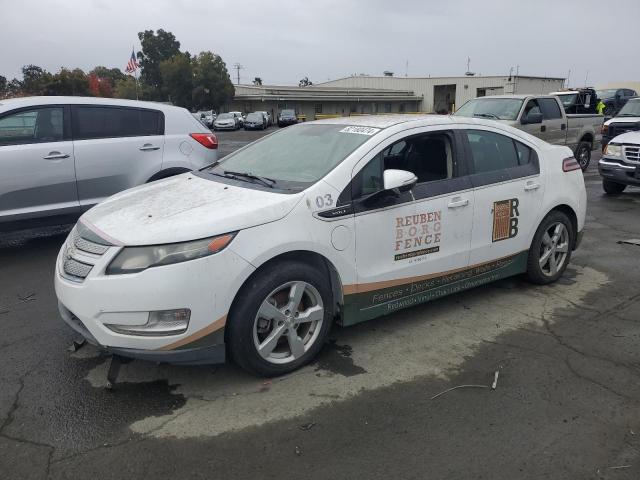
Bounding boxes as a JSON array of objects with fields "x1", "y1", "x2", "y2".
[{"x1": 339, "y1": 126, "x2": 381, "y2": 136}]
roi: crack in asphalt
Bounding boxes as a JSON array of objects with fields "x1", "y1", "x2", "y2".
[{"x1": 0, "y1": 365, "x2": 56, "y2": 479}]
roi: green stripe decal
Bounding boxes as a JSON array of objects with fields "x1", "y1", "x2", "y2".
[{"x1": 342, "y1": 251, "x2": 528, "y2": 326}]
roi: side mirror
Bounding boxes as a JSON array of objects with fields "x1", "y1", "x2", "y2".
[
  {"x1": 384, "y1": 169, "x2": 417, "y2": 193},
  {"x1": 521, "y1": 112, "x2": 543, "y2": 125}
]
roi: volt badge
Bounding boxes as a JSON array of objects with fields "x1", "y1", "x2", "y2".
[{"x1": 492, "y1": 198, "x2": 519, "y2": 242}]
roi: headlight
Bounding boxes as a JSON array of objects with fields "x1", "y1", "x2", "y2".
[
  {"x1": 106, "y1": 232, "x2": 236, "y2": 275},
  {"x1": 604, "y1": 144, "x2": 622, "y2": 157}
]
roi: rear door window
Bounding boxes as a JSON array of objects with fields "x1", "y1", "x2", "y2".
[
  {"x1": 0, "y1": 107, "x2": 65, "y2": 145},
  {"x1": 538, "y1": 98, "x2": 563, "y2": 120},
  {"x1": 72, "y1": 106, "x2": 164, "y2": 140}
]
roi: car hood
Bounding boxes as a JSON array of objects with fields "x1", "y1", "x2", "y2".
[
  {"x1": 80, "y1": 174, "x2": 302, "y2": 246},
  {"x1": 605, "y1": 116, "x2": 640, "y2": 126},
  {"x1": 610, "y1": 130, "x2": 640, "y2": 144}
]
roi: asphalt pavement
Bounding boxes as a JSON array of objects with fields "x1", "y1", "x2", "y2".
[{"x1": 1, "y1": 132, "x2": 640, "y2": 479}]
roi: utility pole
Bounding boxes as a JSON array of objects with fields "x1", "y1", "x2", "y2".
[
  {"x1": 566, "y1": 69, "x2": 571, "y2": 89},
  {"x1": 233, "y1": 63, "x2": 243, "y2": 85},
  {"x1": 584, "y1": 70, "x2": 589, "y2": 87}
]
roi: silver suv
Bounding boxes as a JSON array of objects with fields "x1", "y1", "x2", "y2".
[{"x1": 0, "y1": 96, "x2": 218, "y2": 232}]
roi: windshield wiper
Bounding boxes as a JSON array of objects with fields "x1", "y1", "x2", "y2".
[
  {"x1": 473, "y1": 113, "x2": 500, "y2": 119},
  {"x1": 223, "y1": 170, "x2": 276, "y2": 188}
]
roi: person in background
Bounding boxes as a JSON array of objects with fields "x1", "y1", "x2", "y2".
[{"x1": 596, "y1": 98, "x2": 606, "y2": 115}]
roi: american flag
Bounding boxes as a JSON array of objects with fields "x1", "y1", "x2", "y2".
[{"x1": 125, "y1": 49, "x2": 139, "y2": 74}]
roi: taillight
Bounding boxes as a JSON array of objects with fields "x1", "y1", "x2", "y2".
[
  {"x1": 190, "y1": 133, "x2": 218, "y2": 149},
  {"x1": 562, "y1": 156, "x2": 581, "y2": 172}
]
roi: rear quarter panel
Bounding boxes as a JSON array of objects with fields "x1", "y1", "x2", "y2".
[{"x1": 162, "y1": 107, "x2": 217, "y2": 171}]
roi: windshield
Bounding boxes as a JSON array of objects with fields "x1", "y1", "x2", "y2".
[
  {"x1": 597, "y1": 89, "x2": 617, "y2": 100},
  {"x1": 204, "y1": 124, "x2": 374, "y2": 189},
  {"x1": 617, "y1": 99, "x2": 640, "y2": 116},
  {"x1": 556, "y1": 93, "x2": 578, "y2": 108},
  {"x1": 217, "y1": 113, "x2": 233, "y2": 120},
  {"x1": 454, "y1": 98, "x2": 524, "y2": 120},
  {"x1": 281, "y1": 110, "x2": 296, "y2": 116},
  {"x1": 246, "y1": 113, "x2": 263, "y2": 121}
]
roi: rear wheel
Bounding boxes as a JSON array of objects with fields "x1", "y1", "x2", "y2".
[
  {"x1": 575, "y1": 141, "x2": 591, "y2": 171},
  {"x1": 227, "y1": 261, "x2": 333, "y2": 377},
  {"x1": 602, "y1": 179, "x2": 626, "y2": 194},
  {"x1": 526, "y1": 211, "x2": 574, "y2": 285}
]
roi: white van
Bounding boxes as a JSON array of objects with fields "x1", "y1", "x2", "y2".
[{"x1": 0, "y1": 96, "x2": 218, "y2": 231}]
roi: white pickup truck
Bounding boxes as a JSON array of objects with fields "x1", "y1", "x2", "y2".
[{"x1": 455, "y1": 94, "x2": 604, "y2": 170}]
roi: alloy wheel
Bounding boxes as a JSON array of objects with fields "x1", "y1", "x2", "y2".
[
  {"x1": 253, "y1": 281, "x2": 324, "y2": 364},
  {"x1": 538, "y1": 222, "x2": 569, "y2": 277}
]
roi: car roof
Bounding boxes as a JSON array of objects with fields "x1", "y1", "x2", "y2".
[
  {"x1": 469, "y1": 94, "x2": 558, "y2": 100},
  {"x1": 0, "y1": 96, "x2": 185, "y2": 113}
]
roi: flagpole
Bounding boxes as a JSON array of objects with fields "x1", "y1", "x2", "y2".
[{"x1": 133, "y1": 45, "x2": 139, "y2": 101}]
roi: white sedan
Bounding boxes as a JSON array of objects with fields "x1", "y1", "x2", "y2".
[{"x1": 55, "y1": 115, "x2": 586, "y2": 376}]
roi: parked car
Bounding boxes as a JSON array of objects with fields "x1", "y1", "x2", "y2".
[
  {"x1": 257, "y1": 110, "x2": 271, "y2": 126},
  {"x1": 596, "y1": 88, "x2": 637, "y2": 117},
  {"x1": 454, "y1": 94, "x2": 603, "y2": 170},
  {"x1": 0, "y1": 96, "x2": 218, "y2": 232},
  {"x1": 213, "y1": 113, "x2": 240, "y2": 130},
  {"x1": 598, "y1": 130, "x2": 640, "y2": 194},
  {"x1": 196, "y1": 110, "x2": 215, "y2": 128},
  {"x1": 192, "y1": 112, "x2": 207, "y2": 127},
  {"x1": 278, "y1": 109, "x2": 298, "y2": 127},
  {"x1": 55, "y1": 115, "x2": 585, "y2": 377},
  {"x1": 244, "y1": 112, "x2": 267, "y2": 130},
  {"x1": 229, "y1": 111, "x2": 245, "y2": 127},
  {"x1": 601, "y1": 97, "x2": 640, "y2": 149}
]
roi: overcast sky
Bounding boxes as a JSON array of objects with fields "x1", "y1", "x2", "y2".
[{"x1": 1, "y1": 0, "x2": 638, "y2": 87}]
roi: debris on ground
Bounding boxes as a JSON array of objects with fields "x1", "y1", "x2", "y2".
[
  {"x1": 294, "y1": 446, "x2": 302, "y2": 455},
  {"x1": 608, "y1": 465, "x2": 631, "y2": 469},
  {"x1": 618, "y1": 239, "x2": 640, "y2": 246},
  {"x1": 18, "y1": 292, "x2": 36, "y2": 302},
  {"x1": 299, "y1": 422, "x2": 316, "y2": 431},
  {"x1": 431, "y1": 370, "x2": 501, "y2": 400}
]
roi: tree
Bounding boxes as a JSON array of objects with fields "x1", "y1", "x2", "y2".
[
  {"x1": 21, "y1": 65, "x2": 51, "y2": 95},
  {"x1": 191, "y1": 51, "x2": 235, "y2": 110},
  {"x1": 159, "y1": 52, "x2": 193, "y2": 108},
  {"x1": 44, "y1": 68, "x2": 90, "y2": 96},
  {"x1": 137, "y1": 29, "x2": 181, "y2": 99},
  {"x1": 253, "y1": 77, "x2": 262, "y2": 86},
  {"x1": 113, "y1": 77, "x2": 139, "y2": 100},
  {"x1": 89, "y1": 66, "x2": 126, "y2": 85},
  {"x1": 0, "y1": 75, "x2": 6, "y2": 98},
  {"x1": 88, "y1": 73, "x2": 113, "y2": 97},
  {"x1": 299, "y1": 76, "x2": 313, "y2": 87}
]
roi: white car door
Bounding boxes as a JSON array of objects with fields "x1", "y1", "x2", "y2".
[
  {"x1": 71, "y1": 105, "x2": 164, "y2": 208},
  {"x1": 464, "y1": 127, "x2": 544, "y2": 269},
  {"x1": 0, "y1": 105, "x2": 79, "y2": 225},
  {"x1": 345, "y1": 127, "x2": 474, "y2": 324}
]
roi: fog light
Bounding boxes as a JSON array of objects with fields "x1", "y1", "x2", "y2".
[{"x1": 105, "y1": 309, "x2": 191, "y2": 336}]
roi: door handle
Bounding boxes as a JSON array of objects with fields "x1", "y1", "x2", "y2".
[
  {"x1": 540, "y1": 125, "x2": 546, "y2": 132},
  {"x1": 139, "y1": 144, "x2": 160, "y2": 151},
  {"x1": 43, "y1": 151, "x2": 70, "y2": 160},
  {"x1": 524, "y1": 181, "x2": 540, "y2": 191},
  {"x1": 560, "y1": 123, "x2": 566, "y2": 130},
  {"x1": 447, "y1": 197, "x2": 469, "y2": 209}
]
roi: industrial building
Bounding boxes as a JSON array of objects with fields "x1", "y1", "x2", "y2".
[{"x1": 227, "y1": 74, "x2": 565, "y2": 120}]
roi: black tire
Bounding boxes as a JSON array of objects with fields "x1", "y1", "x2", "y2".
[
  {"x1": 603, "y1": 179, "x2": 626, "y2": 194},
  {"x1": 575, "y1": 141, "x2": 591, "y2": 171},
  {"x1": 227, "y1": 261, "x2": 333, "y2": 377},
  {"x1": 525, "y1": 210, "x2": 574, "y2": 285}
]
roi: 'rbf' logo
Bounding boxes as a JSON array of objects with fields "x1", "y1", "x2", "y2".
[{"x1": 492, "y1": 198, "x2": 519, "y2": 242}]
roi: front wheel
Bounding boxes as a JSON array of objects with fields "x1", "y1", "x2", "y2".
[
  {"x1": 227, "y1": 261, "x2": 333, "y2": 377},
  {"x1": 526, "y1": 211, "x2": 574, "y2": 285},
  {"x1": 603, "y1": 179, "x2": 626, "y2": 194},
  {"x1": 575, "y1": 141, "x2": 591, "y2": 171}
]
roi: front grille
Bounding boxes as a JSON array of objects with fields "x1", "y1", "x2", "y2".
[
  {"x1": 624, "y1": 145, "x2": 640, "y2": 163},
  {"x1": 71, "y1": 228, "x2": 109, "y2": 255},
  {"x1": 62, "y1": 257, "x2": 93, "y2": 279},
  {"x1": 60, "y1": 226, "x2": 111, "y2": 282}
]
